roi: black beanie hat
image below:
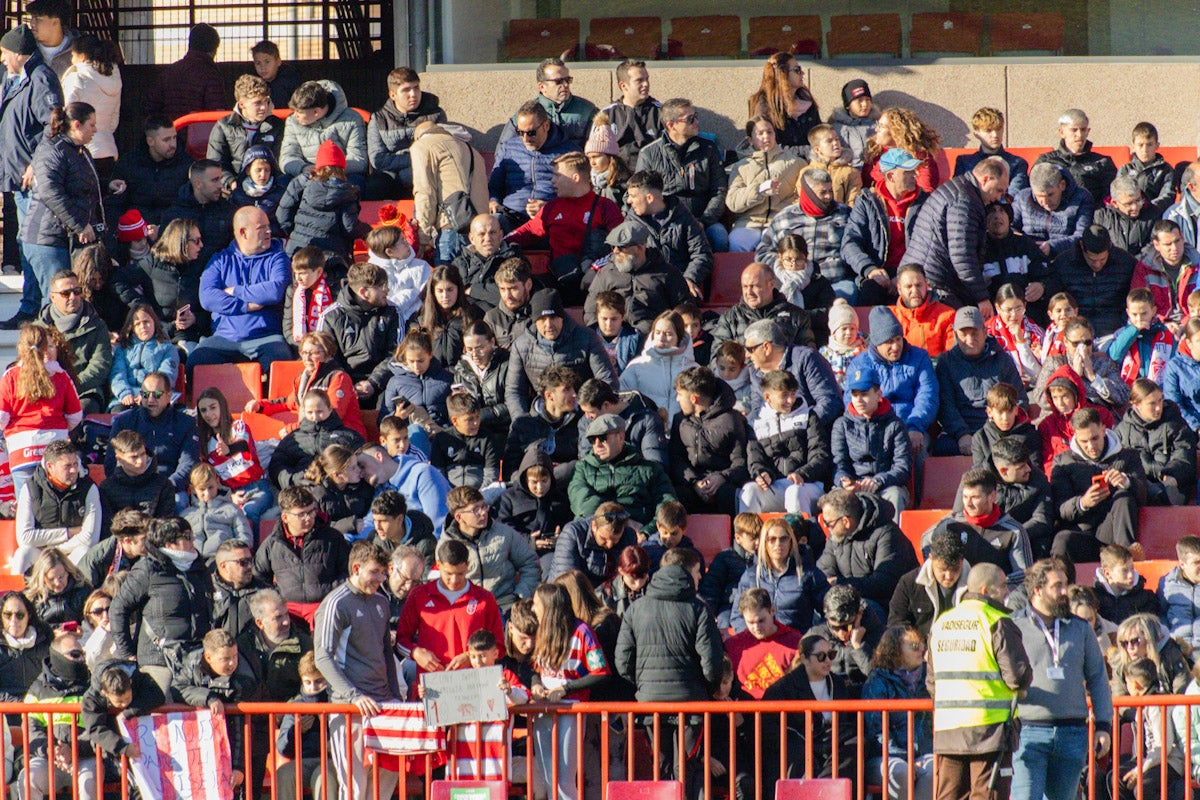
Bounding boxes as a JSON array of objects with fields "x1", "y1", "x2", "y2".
[{"x1": 841, "y1": 79, "x2": 872, "y2": 110}]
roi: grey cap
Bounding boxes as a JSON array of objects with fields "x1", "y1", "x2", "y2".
[
  {"x1": 605, "y1": 221, "x2": 650, "y2": 248},
  {"x1": 585, "y1": 413, "x2": 626, "y2": 439},
  {"x1": 954, "y1": 306, "x2": 984, "y2": 331},
  {"x1": 0, "y1": 26, "x2": 36, "y2": 56}
]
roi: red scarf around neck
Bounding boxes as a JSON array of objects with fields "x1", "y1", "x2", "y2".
[
  {"x1": 292, "y1": 275, "x2": 333, "y2": 343},
  {"x1": 798, "y1": 177, "x2": 834, "y2": 218},
  {"x1": 964, "y1": 506, "x2": 1002, "y2": 528}
]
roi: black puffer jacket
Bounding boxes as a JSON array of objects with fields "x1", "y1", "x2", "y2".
[
  {"x1": 25, "y1": 653, "x2": 91, "y2": 756},
  {"x1": 712, "y1": 291, "x2": 816, "y2": 350},
  {"x1": 109, "y1": 547, "x2": 214, "y2": 668},
  {"x1": 207, "y1": 110, "x2": 284, "y2": 188},
  {"x1": 112, "y1": 142, "x2": 194, "y2": 227},
  {"x1": 815, "y1": 493, "x2": 918, "y2": 607},
  {"x1": 492, "y1": 448, "x2": 572, "y2": 544},
  {"x1": 1053, "y1": 242, "x2": 1137, "y2": 338},
  {"x1": 905, "y1": 172, "x2": 989, "y2": 307},
  {"x1": 454, "y1": 350, "x2": 511, "y2": 437},
  {"x1": 697, "y1": 541, "x2": 756, "y2": 629},
  {"x1": 636, "y1": 133, "x2": 728, "y2": 226},
  {"x1": 453, "y1": 241, "x2": 523, "y2": 312},
  {"x1": 615, "y1": 564, "x2": 725, "y2": 702},
  {"x1": 624, "y1": 197, "x2": 714, "y2": 288},
  {"x1": 367, "y1": 94, "x2": 445, "y2": 178},
  {"x1": 163, "y1": 183, "x2": 235, "y2": 269},
  {"x1": 22, "y1": 133, "x2": 103, "y2": 248},
  {"x1": 210, "y1": 571, "x2": 269, "y2": 639},
  {"x1": 34, "y1": 578, "x2": 91, "y2": 628},
  {"x1": 98, "y1": 461, "x2": 176, "y2": 529},
  {"x1": 1115, "y1": 401, "x2": 1197, "y2": 487},
  {"x1": 482, "y1": 302, "x2": 532, "y2": 351},
  {"x1": 503, "y1": 400, "x2": 584, "y2": 482},
  {"x1": 0, "y1": 622, "x2": 52, "y2": 703},
  {"x1": 276, "y1": 175, "x2": 366, "y2": 258},
  {"x1": 310, "y1": 478, "x2": 375, "y2": 537},
  {"x1": 253, "y1": 520, "x2": 351, "y2": 605},
  {"x1": 141, "y1": 255, "x2": 207, "y2": 343},
  {"x1": 81, "y1": 663, "x2": 164, "y2": 758},
  {"x1": 584, "y1": 249, "x2": 692, "y2": 335},
  {"x1": 505, "y1": 317, "x2": 618, "y2": 418},
  {"x1": 668, "y1": 379, "x2": 750, "y2": 487},
  {"x1": 1093, "y1": 203, "x2": 1158, "y2": 257},
  {"x1": 1051, "y1": 430, "x2": 1149, "y2": 530},
  {"x1": 367, "y1": 510, "x2": 437, "y2": 567},
  {"x1": 1035, "y1": 141, "x2": 1118, "y2": 206},
  {"x1": 318, "y1": 283, "x2": 401, "y2": 393},
  {"x1": 269, "y1": 411, "x2": 365, "y2": 488}
]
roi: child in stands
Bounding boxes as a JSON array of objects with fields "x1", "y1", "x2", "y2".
[
  {"x1": 591, "y1": 291, "x2": 642, "y2": 374},
  {"x1": 381, "y1": 330, "x2": 454, "y2": 426},
  {"x1": 640, "y1": 501, "x2": 704, "y2": 572},
  {"x1": 229, "y1": 145, "x2": 287, "y2": 237},
  {"x1": 1109, "y1": 288, "x2": 1175, "y2": 386},
  {"x1": 492, "y1": 448, "x2": 569, "y2": 578},
  {"x1": 378, "y1": 413, "x2": 429, "y2": 463},
  {"x1": 712, "y1": 340, "x2": 752, "y2": 415},
  {"x1": 1119, "y1": 122, "x2": 1176, "y2": 216},
  {"x1": 698, "y1": 513, "x2": 761, "y2": 630},
  {"x1": 820, "y1": 300, "x2": 867, "y2": 391},
  {"x1": 829, "y1": 79, "x2": 876, "y2": 169},
  {"x1": 971, "y1": 382, "x2": 1043, "y2": 470},
  {"x1": 1040, "y1": 291, "x2": 1078, "y2": 361},
  {"x1": 183, "y1": 463, "x2": 254, "y2": 560},
  {"x1": 283, "y1": 247, "x2": 342, "y2": 352},
  {"x1": 100, "y1": 429, "x2": 176, "y2": 524},
  {"x1": 741, "y1": 369, "x2": 831, "y2": 516},
  {"x1": 276, "y1": 141, "x2": 368, "y2": 260},
  {"x1": 429, "y1": 393, "x2": 501, "y2": 500},
  {"x1": 195, "y1": 387, "x2": 273, "y2": 524},
  {"x1": 1094, "y1": 544, "x2": 1161, "y2": 626},
  {"x1": 954, "y1": 107, "x2": 1030, "y2": 194},
  {"x1": 274, "y1": 652, "x2": 339, "y2": 800},
  {"x1": 801, "y1": 123, "x2": 861, "y2": 206},
  {"x1": 366, "y1": 224, "x2": 430, "y2": 325},
  {"x1": 1037, "y1": 365, "x2": 1114, "y2": 476},
  {"x1": 987, "y1": 283, "x2": 1044, "y2": 389},
  {"x1": 108, "y1": 302, "x2": 179, "y2": 411},
  {"x1": 1115, "y1": 378, "x2": 1196, "y2": 507}
]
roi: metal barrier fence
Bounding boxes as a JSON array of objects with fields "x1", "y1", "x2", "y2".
[{"x1": 2, "y1": 696, "x2": 1198, "y2": 800}]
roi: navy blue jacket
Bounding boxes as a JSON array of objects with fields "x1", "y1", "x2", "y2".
[
  {"x1": 0, "y1": 50, "x2": 62, "y2": 192},
  {"x1": 547, "y1": 518, "x2": 638, "y2": 587},
  {"x1": 106, "y1": 405, "x2": 199, "y2": 492},
  {"x1": 953, "y1": 147, "x2": 1030, "y2": 195},
  {"x1": 487, "y1": 122, "x2": 580, "y2": 213},
  {"x1": 935, "y1": 339, "x2": 1027, "y2": 441},
  {"x1": 840, "y1": 187, "x2": 929, "y2": 282}
]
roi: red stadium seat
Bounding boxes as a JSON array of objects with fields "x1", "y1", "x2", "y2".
[
  {"x1": 361, "y1": 410, "x2": 381, "y2": 443},
  {"x1": 258, "y1": 518, "x2": 275, "y2": 548},
  {"x1": 563, "y1": 307, "x2": 585, "y2": 326},
  {"x1": 943, "y1": 147, "x2": 982, "y2": 181},
  {"x1": 192, "y1": 363, "x2": 262, "y2": 409},
  {"x1": 709, "y1": 252, "x2": 754, "y2": 306},
  {"x1": 239, "y1": 412, "x2": 291, "y2": 443},
  {"x1": 1092, "y1": 146, "x2": 1130, "y2": 169},
  {"x1": 88, "y1": 464, "x2": 106, "y2": 486},
  {"x1": 775, "y1": 778, "x2": 853, "y2": 800},
  {"x1": 827, "y1": 14, "x2": 901, "y2": 58},
  {"x1": 666, "y1": 16, "x2": 741, "y2": 59},
  {"x1": 988, "y1": 13, "x2": 1065, "y2": 55},
  {"x1": 606, "y1": 782, "x2": 683, "y2": 800},
  {"x1": 1006, "y1": 147, "x2": 1047, "y2": 170},
  {"x1": 910, "y1": 13, "x2": 984, "y2": 56},
  {"x1": 267, "y1": 360, "x2": 305, "y2": 402},
  {"x1": 504, "y1": 18, "x2": 580, "y2": 61},
  {"x1": 1156, "y1": 146, "x2": 1197, "y2": 169},
  {"x1": 585, "y1": 17, "x2": 663, "y2": 60},
  {"x1": 688, "y1": 514, "x2": 731, "y2": 565},
  {"x1": 1139, "y1": 506, "x2": 1200, "y2": 560},
  {"x1": 899, "y1": 509, "x2": 950, "y2": 564},
  {"x1": 747, "y1": 16, "x2": 822, "y2": 57},
  {"x1": 920, "y1": 456, "x2": 972, "y2": 510}
]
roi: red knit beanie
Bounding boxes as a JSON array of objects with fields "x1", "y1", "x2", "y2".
[{"x1": 315, "y1": 140, "x2": 346, "y2": 171}]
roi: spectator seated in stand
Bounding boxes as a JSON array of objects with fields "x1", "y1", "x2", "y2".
[
  {"x1": 1115, "y1": 378, "x2": 1196, "y2": 506},
  {"x1": 269, "y1": 390, "x2": 365, "y2": 489},
  {"x1": 99, "y1": 430, "x2": 175, "y2": 527},
  {"x1": 1092, "y1": 543, "x2": 1161, "y2": 627}
]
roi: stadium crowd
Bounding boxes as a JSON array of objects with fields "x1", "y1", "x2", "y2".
[{"x1": 6, "y1": 5, "x2": 1200, "y2": 800}]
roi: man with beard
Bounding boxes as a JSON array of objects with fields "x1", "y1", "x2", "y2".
[
  {"x1": 1010, "y1": 559, "x2": 1112, "y2": 800},
  {"x1": 585, "y1": 222, "x2": 690, "y2": 334},
  {"x1": 891, "y1": 264, "x2": 956, "y2": 358},
  {"x1": 211, "y1": 540, "x2": 268, "y2": 639}
]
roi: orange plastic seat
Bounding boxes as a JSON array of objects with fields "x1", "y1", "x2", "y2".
[
  {"x1": 504, "y1": 18, "x2": 580, "y2": 61},
  {"x1": 920, "y1": 456, "x2": 973, "y2": 510},
  {"x1": 747, "y1": 15, "x2": 822, "y2": 57},
  {"x1": 988, "y1": 13, "x2": 1065, "y2": 55},
  {"x1": 1156, "y1": 146, "x2": 1198, "y2": 170},
  {"x1": 910, "y1": 13, "x2": 984, "y2": 56},
  {"x1": 1074, "y1": 559, "x2": 1175, "y2": 593},
  {"x1": 688, "y1": 514, "x2": 731, "y2": 565},
  {"x1": 1093, "y1": 146, "x2": 1131, "y2": 169},
  {"x1": 88, "y1": 464, "x2": 106, "y2": 486},
  {"x1": 267, "y1": 360, "x2": 305, "y2": 401},
  {"x1": 899, "y1": 509, "x2": 950, "y2": 564},
  {"x1": 709, "y1": 252, "x2": 755, "y2": 306},
  {"x1": 944, "y1": 147, "x2": 983, "y2": 181},
  {"x1": 0, "y1": 519, "x2": 22, "y2": 582},
  {"x1": 827, "y1": 14, "x2": 901, "y2": 58},
  {"x1": 585, "y1": 17, "x2": 663, "y2": 60},
  {"x1": 192, "y1": 363, "x2": 262, "y2": 410},
  {"x1": 666, "y1": 16, "x2": 741, "y2": 58}
]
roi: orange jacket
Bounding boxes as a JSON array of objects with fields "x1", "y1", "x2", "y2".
[{"x1": 892, "y1": 299, "x2": 956, "y2": 357}]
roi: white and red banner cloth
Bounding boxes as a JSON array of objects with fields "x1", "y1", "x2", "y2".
[
  {"x1": 118, "y1": 709, "x2": 234, "y2": 800},
  {"x1": 362, "y1": 702, "x2": 509, "y2": 781}
]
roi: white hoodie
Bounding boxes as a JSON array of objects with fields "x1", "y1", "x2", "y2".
[
  {"x1": 620, "y1": 334, "x2": 698, "y2": 424},
  {"x1": 61, "y1": 62, "x2": 122, "y2": 160},
  {"x1": 368, "y1": 250, "x2": 431, "y2": 324}
]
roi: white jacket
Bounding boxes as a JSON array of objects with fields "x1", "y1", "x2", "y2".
[
  {"x1": 619, "y1": 334, "x2": 698, "y2": 424},
  {"x1": 61, "y1": 62, "x2": 122, "y2": 160},
  {"x1": 368, "y1": 251, "x2": 431, "y2": 324}
]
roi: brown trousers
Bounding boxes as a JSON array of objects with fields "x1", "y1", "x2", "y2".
[{"x1": 934, "y1": 752, "x2": 1012, "y2": 800}]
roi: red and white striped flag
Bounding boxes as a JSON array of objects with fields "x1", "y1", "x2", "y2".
[
  {"x1": 362, "y1": 702, "x2": 446, "y2": 756},
  {"x1": 118, "y1": 710, "x2": 233, "y2": 800},
  {"x1": 450, "y1": 721, "x2": 510, "y2": 781}
]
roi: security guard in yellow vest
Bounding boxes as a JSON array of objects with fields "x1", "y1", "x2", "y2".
[{"x1": 927, "y1": 563, "x2": 1032, "y2": 800}]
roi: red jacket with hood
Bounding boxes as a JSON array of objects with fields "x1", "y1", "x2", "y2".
[{"x1": 1036, "y1": 363, "x2": 1115, "y2": 476}]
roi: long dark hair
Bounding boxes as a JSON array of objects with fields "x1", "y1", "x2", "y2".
[
  {"x1": 71, "y1": 34, "x2": 122, "y2": 75},
  {"x1": 871, "y1": 624, "x2": 922, "y2": 671},
  {"x1": 419, "y1": 264, "x2": 472, "y2": 332},
  {"x1": 532, "y1": 583, "x2": 577, "y2": 671},
  {"x1": 48, "y1": 102, "x2": 95, "y2": 139}
]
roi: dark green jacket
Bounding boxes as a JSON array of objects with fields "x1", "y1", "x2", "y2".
[{"x1": 567, "y1": 445, "x2": 676, "y2": 523}]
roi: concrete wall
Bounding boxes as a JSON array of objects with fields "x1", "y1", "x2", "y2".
[{"x1": 421, "y1": 59, "x2": 1200, "y2": 153}]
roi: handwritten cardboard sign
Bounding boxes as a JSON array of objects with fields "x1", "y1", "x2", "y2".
[{"x1": 421, "y1": 665, "x2": 507, "y2": 727}]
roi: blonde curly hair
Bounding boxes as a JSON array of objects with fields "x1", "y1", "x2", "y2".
[{"x1": 865, "y1": 106, "x2": 942, "y2": 164}]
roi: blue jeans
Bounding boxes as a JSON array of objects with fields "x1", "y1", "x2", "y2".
[
  {"x1": 235, "y1": 477, "x2": 274, "y2": 525},
  {"x1": 13, "y1": 190, "x2": 36, "y2": 315},
  {"x1": 22, "y1": 242, "x2": 69, "y2": 316},
  {"x1": 830, "y1": 278, "x2": 860, "y2": 304},
  {"x1": 186, "y1": 333, "x2": 293, "y2": 382},
  {"x1": 435, "y1": 230, "x2": 463, "y2": 264},
  {"x1": 1011, "y1": 723, "x2": 1089, "y2": 800},
  {"x1": 704, "y1": 222, "x2": 729, "y2": 253}
]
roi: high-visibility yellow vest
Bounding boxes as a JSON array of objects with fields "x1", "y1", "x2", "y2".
[{"x1": 929, "y1": 597, "x2": 1016, "y2": 732}]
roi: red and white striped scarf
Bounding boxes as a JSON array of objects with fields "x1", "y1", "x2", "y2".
[{"x1": 291, "y1": 276, "x2": 334, "y2": 343}]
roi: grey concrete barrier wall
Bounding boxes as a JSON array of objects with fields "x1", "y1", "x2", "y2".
[{"x1": 422, "y1": 59, "x2": 1200, "y2": 154}]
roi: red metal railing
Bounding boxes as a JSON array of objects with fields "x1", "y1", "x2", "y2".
[{"x1": 2, "y1": 696, "x2": 1197, "y2": 800}]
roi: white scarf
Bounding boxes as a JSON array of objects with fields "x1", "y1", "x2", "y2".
[
  {"x1": 161, "y1": 547, "x2": 198, "y2": 572},
  {"x1": 4, "y1": 629, "x2": 37, "y2": 650}
]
